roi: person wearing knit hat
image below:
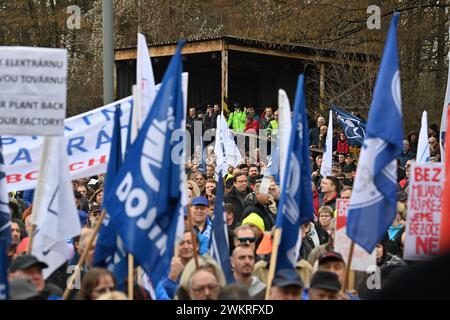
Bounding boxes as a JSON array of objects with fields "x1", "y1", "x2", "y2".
[{"x1": 242, "y1": 213, "x2": 265, "y2": 234}]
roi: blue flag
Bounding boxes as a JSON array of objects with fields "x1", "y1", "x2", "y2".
[
  {"x1": 209, "y1": 173, "x2": 234, "y2": 284},
  {"x1": 275, "y1": 75, "x2": 314, "y2": 271},
  {"x1": 0, "y1": 138, "x2": 11, "y2": 300},
  {"x1": 104, "y1": 42, "x2": 186, "y2": 288},
  {"x1": 347, "y1": 13, "x2": 404, "y2": 253},
  {"x1": 331, "y1": 104, "x2": 366, "y2": 146},
  {"x1": 93, "y1": 106, "x2": 127, "y2": 289}
]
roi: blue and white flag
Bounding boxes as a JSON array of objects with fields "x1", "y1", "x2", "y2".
[
  {"x1": 209, "y1": 173, "x2": 234, "y2": 284},
  {"x1": 347, "y1": 13, "x2": 404, "y2": 253},
  {"x1": 275, "y1": 75, "x2": 314, "y2": 271},
  {"x1": 331, "y1": 105, "x2": 366, "y2": 146},
  {"x1": 0, "y1": 138, "x2": 11, "y2": 300},
  {"x1": 320, "y1": 110, "x2": 333, "y2": 177},
  {"x1": 93, "y1": 106, "x2": 127, "y2": 289},
  {"x1": 416, "y1": 111, "x2": 430, "y2": 163},
  {"x1": 31, "y1": 137, "x2": 82, "y2": 279},
  {"x1": 104, "y1": 42, "x2": 187, "y2": 288}
]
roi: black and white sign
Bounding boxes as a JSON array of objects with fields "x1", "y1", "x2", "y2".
[{"x1": 0, "y1": 47, "x2": 67, "y2": 136}]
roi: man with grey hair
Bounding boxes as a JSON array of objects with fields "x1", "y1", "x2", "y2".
[
  {"x1": 241, "y1": 183, "x2": 275, "y2": 231},
  {"x1": 310, "y1": 116, "x2": 326, "y2": 147},
  {"x1": 188, "y1": 268, "x2": 220, "y2": 300}
]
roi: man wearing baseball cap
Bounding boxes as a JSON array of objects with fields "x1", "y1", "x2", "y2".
[
  {"x1": 308, "y1": 271, "x2": 341, "y2": 300},
  {"x1": 269, "y1": 268, "x2": 304, "y2": 300},
  {"x1": 317, "y1": 251, "x2": 359, "y2": 300},
  {"x1": 8, "y1": 254, "x2": 63, "y2": 299},
  {"x1": 190, "y1": 196, "x2": 212, "y2": 241}
]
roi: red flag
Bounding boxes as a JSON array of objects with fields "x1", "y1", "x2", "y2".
[{"x1": 440, "y1": 107, "x2": 450, "y2": 253}]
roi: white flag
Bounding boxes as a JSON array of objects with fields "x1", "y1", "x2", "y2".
[
  {"x1": 417, "y1": 111, "x2": 430, "y2": 163},
  {"x1": 278, "y1": 89, "x2": 292, "y2": 188},
  {"x1": 31, "y1": 137, "x2": 81, "y2": 279},
  {"x1": 214, "y1": 114, "x2": 242, "y2": 175},
  {"x1": 137, "y1": 33, "x2": 156, "y2": 127},
  {"x1": 440, "y1": 42, "x2": 450, "y2": 162},
  {"x1": 320, "y1": 110, "x2": 333, "y2": 178}
]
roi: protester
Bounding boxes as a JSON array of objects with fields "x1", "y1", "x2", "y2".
[
  {"x1": 190, "y1": 196, "x2": 212, "y2": 241},
  {"x1": 8, "y1": 254, "x2": 63, "y2": 299},
  {"x1": 77, "y1": 268, "x2": 116, "y2": 300},
  {"x1": 269, "y1": 269, "x2": 304, "y2": 300},
  {"x1": 187, "y1": 268, "x2": 221, "y2": 300},
  {"x1": 231, "y1": 245, "x2": 265, "y2": 298},
  {"x1": 224, "y1": 173, "x2": 253, "y2": 223},
  {"x1": 308, "y1": 271, "x2": 341, "y2": 300}
]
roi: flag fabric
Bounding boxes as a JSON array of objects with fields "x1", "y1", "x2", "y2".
[
  {"x1": 214, "y1": 114, "x2": 243, "y2": 176},
  {"x1": 331, "y1": 104, "x2": 367, "y2": 146},
  {"x1": 0, "y1": 137, "x2": 11, "y2": 300},
  {"x1": 320, "y1": 110, "x2": 333, "y2": 177},
  {"x1": 440, "y1": 37, "x2": 450, "y2": 163},
  {"x1": 347, "y1": 13, "x2": 404, "y2": 253},
  {"x1": 278, "y1": 89, "x2": 292, "y2": 188},
  {"x1": 416, "y1": 111, "x2": 430, "y2": 163},
  {"x1": 440, "y1": 107, "x2": 450, "y2": 253},
  {"x1": 137, "y1": 33, "x2": 156, "y2": 127},
  {"x1": 275, "y1": 75, "x2": 314, "y2": 271},
  {"x1": 93, "y1": 106, "x2": 127, "y2": 289},
  {"x1": 31, "y1": 137, "x2": 82, "y2": 279},
  {"x1": 209, "y1": 173, "x2": 234, "y2": 284},
  {"x1": 103, "y1": 42, "x2": 187, "y2": 288}
]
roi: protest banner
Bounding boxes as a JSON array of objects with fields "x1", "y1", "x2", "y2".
[
  {"x1": 2, "y1": 74, "x2": 188, "y2": 192},
  {"x1": 2, "y1": 97, "x2": 132, "y2": 191},
  {"x1": 0, "y1": 47, "x2": 68, "y2": 136},
  {"x1": 335, "y1": 199, "x2": 376, "y2": 271},
  {"x1": 404, "y1": 162, "x2": 444, "y2": 260}
]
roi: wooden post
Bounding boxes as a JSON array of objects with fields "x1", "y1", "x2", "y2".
[
  {"x1": 264, "y1": 228, "x2": 281, "y2": 300},
  {"x1": 63, "y1": 209, "x2": 106, "y2": 300},
  {"x1": 320, "y1": 62, "x2": 325, "y2": 111},
  {"x1": 221, "y1": 43, "x2": 229, "y2": 114},
  {"x1": 344, "y1": 241, "x2": 355, "y2": 291},
  {"x1": 128, "y1": 254, "x2": 134, "y2": 300}
]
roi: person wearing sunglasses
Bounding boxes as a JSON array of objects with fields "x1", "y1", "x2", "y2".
[{"x1": 233, "y1": 225, "x2": 257, "y2": 251}]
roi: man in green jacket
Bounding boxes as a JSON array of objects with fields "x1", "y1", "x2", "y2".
[{"x1": 227, "y1": 103, "x2": 246, "y2": 132}]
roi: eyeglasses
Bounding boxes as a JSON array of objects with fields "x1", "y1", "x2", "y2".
[
  {"x1": 238, "y1": 237, "x2": 256, "y2": 243},
  {"x1": 91, "y1": 212, "x2": 101, "y2": 217},
  {"x1": 192, "y1": 283, "x2": 219, "y2": 294}
]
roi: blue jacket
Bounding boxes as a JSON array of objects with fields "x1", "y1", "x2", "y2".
[{"x1": 155, "y1": 275, "x2": 179, "y2": 300}]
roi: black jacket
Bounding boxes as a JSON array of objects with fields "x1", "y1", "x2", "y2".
[
  {"x1": 224, "y1": 187, "x2": 252, "y2": 223},
  {"x1": 241, "y1": 201, "x2": 276, "y2": 232}
]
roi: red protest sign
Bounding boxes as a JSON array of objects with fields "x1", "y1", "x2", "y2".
[{"x1": 404, "y1": 162, "x2": 444, "y2": 260}]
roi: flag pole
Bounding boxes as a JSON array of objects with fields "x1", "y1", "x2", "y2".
[
  {"x1": 128, "y1": 254, "x2": 134, "y2": 299},
  {"x1": 186, "y1": 203, "x2": 199, "y2": 270},
  {"x1": 62, "y1": 209, "x2": 106, "y2": 300},
  {"x1": 344, "y1": 240, "x2": 355, "y2": 291},
  {"x1": 264, "y1": 227, "x2": 281, "y2": 300}
]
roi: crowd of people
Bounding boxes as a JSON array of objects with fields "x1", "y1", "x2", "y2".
[{"x1": 3, "y1": 102, "x2": 441, "y2": 300}]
